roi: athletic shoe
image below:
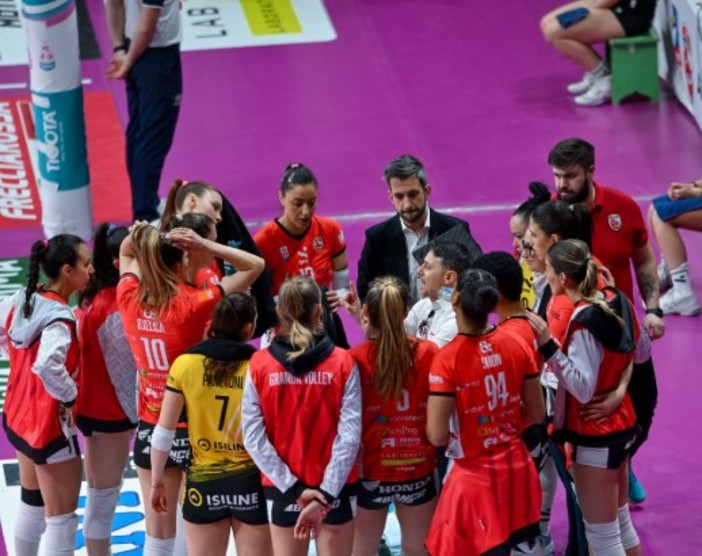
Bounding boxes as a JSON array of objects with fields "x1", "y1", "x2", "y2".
[
  {"x1": 574, "y1": 76, "x2": 611, "y2": 106},
  {"x1": 660, "y1": 288, "x2": 702, "y2": 316},
  {"x1": 539, "y1": 533, "x2": 555, "y2": 555},
  {"x1": 658, "y1": 260, "x2": 672, "y2": 291},
  {"x1": 629, "y1": 467, "x2": 646, "y2": 504},
  {"x1": 567, "y1": 72, "x2": 595, "y2": 95}
]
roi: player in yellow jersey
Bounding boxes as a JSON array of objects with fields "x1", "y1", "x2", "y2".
[{"x1": 150, "y1": 294, "x2": 272, "y2": 556}]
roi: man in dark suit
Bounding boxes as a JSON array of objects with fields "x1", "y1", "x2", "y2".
[{"x1": 357, "y1": 154, "x2": 480, "y2": 302}]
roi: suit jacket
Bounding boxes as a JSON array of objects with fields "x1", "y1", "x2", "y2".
[{"x1": 357, "y1": 208, "x2": 480, "y2": 301}]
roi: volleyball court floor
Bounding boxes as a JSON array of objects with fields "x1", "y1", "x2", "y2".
[{"x1": 1, "y1": 0, "x2": 701, "y2": 553}]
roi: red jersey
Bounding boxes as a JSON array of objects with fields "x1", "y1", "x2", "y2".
[
  {"x1": 428, "y1": 328, "x2": 538, "y2": 461},
  {"x1": 546, "y1": 294, "x2": 575, "y2": 345},
  {"x1": 3, "y1": 292, "x2": 80, "y2": 457},
  {"x1": 254, "y1": 215, "x2": 346, "y2": 294},
  {"x1": 589, "y1": 183, "x2": 648, "y2": 301},
  {"x1": 117, "y1": 272, "x2": 222, "y2": 425},
  {"x1": 561, "y1": 294, "x2": 638, "y2": 443},
  {"x1": 350, "y1": 338, "x2": 438, "y2": 481},
  {"x1": 77, "y1": 287, "x2": 137, "y2": 428},
  {"x1": 246, "y1": 346, "x2": 359, "y2": 489}
]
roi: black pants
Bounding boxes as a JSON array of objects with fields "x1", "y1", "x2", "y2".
[
  {"x1": 125, "y1": 43, "x2": 182, "y2": 222},
  {"x1": 627, "y1": 357, "x2": 658, "y2": 459},
  {"x1": 550, "y1": 440, "x2": 588, "y2": 556}
]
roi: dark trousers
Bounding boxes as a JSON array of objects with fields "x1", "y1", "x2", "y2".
[
  {"x1": 549, "y1": 440, "x2": 589, "y2": 556},
  {"x1": 627, "y1": 357, "x2": 658, "y2": 459},
  {"x1": 125, "y1": 44, "x2": 182, "y2": 222}
]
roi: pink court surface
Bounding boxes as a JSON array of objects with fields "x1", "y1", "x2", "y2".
[{"x1": 1, "y1": 0, "x2": 702, "y2": 554}]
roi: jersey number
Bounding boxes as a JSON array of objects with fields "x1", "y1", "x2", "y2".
[
  {"x1": 484, "y1": 371, "x2": 509, "y2": 411},
  {"x1": 215, "y1": 395, "x2": 230, "y2": 431},
  {"x1": 140, "y1": 338, "x2": 169, "y2": 371}
]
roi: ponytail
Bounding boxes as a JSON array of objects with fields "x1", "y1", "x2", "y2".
[
  {"x1": 24, "y1": 241, "x2": 46, "y2": 318},
  {"x1": 80, "y1": 223, "x2": 128, "y2": 305},
  {"x1": 160, "y1": 178, "x2": 217, "y2": 232},
  {"x1": 366, "y1": 276, "x2": 413, "y2": 400},
  {"x1": 277, "y1": 277, "x2": 322, "y2": 360}
]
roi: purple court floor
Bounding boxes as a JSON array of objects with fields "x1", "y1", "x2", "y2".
[{"x1": 1, "y1": 0, "x2": 702, "y2": 554}]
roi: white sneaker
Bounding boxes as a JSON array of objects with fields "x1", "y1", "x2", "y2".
[
  {"x1": 660, "y1": 288, "x2": 701, "y2": 316},
  {"x1": 658, "y1": 260, "x2": 672, "y2": 291},
  {"x1": 574, "y1": 75, "x2": 611, "y2": 106},
  {"x1": 567, "y1": 72, "x2": 595, "y2": 95}
]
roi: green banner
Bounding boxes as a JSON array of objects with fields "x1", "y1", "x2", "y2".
[{"x1": 0, "y1": 257, "x2": 29, "y2": 412}]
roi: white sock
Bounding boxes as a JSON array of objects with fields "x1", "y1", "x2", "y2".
[
  {"x1": 671, "y1": 263, "x2": 693, "y2": 295},
  {"x1": 44, "y1": 512, "x2": 78, "y2": 556},
  {"x1": 144, "y1": 535, "x2": 176, "y2": 556},
  {"x1": 15, "y1": 500, "x2": 46, "y2": 556}
]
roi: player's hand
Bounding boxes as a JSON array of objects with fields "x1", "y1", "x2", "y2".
[
  {"x1": 580, "y1": 389, "x2": 624, "y2": 423},
  {"x1": 165, "y1": 227, "x2": 206, "y2": 251},
  {"x1": 644, "y1": 313, "x2": 665, "y2": 340},
  {"x1": 150, "y1": 484, "x2": 168, "y2": 514},
  {"x1": 340, "y1": 282, "x2": 362, "y2": 322},
  {"x1": 293, "y1": 498, "x2": 328, "y2": 540},
  {"x1": 597, "y1": 264, "x2": 615, "y2": 288},
  {"x1": 667, "y1": 182, "x2": 699, "y2": 200},
  {"x1": 326, "y1": 289, "x2": 341, "y2": 313},
  {"x1": 525, "y1": 310, "x2": 551, "y2": 346}
]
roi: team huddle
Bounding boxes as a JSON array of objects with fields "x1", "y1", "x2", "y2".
[{"x1": 1, "y1": 140, "x2": 661, "y2": 556}]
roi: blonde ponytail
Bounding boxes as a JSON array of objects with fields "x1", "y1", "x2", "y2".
[{"x1": 278, "y1": 276, "x2": 322, "y2": 360}]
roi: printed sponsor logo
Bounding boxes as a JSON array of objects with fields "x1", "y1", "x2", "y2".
[
  {"x1": 188, "y1": 487, "x2": 204, "y2": 507},
  {"x1": 38, "y1": 42, "x2": 55, "y2": 71}
]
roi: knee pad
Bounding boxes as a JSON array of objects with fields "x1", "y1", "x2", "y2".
[
  {"x1": 44, "y1": 512, "x2": 78, "y2": 556},
  {"x1": 15, "y1": 496, "x2": 46, "y2": 543},
  {"x1": 144, "y1": 535, "x2": 176, "y2": 556},
  {"x1": 83, "y1": 485, "x2": 121, "y2": 540},
  {"x1": 617, "y1": 504, "x2": 640, "y2": 550},
  {"x1": 584, "y1": 519, "x2": 625, "y2": 556}
]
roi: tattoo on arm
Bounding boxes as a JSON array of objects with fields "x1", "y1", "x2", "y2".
[{"x1": 636, "y1": 271, "x2": 658, "y2": 306}]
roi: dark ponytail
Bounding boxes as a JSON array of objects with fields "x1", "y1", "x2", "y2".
[
  {"x1": 23, "y1": 234, "x2": 84, "y2": 318},
  {"x1": 455, "y1": 269, "x2": 499, "y2": 325},
  {"x1": 80, "y1": 223, "x2": 128, "y2": 305}
]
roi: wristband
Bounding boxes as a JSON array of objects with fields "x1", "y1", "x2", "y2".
[
  {"x1": 538, "y1": 338, "x2": 559, "y2": 360},
  {"x1": 645, "y1": 307, "x2": 663, "y2": 318},
  {"x1": 113, "y1": 44, "x2": 126, "y2": 53}
]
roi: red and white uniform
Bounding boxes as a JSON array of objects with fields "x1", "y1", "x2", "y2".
[
  {"x1": 242, "y1": 342, "x2": 361, "y2": 499},
  {"x1": 350, "y1": 338, "x2": 438, "y2": 482},
  {"x1": 77, "y1": 287, "x2": 137, "y2": 431},
  {"x1": 254, "y1": 216, "x2": 346, "y2": 294},
  {"x1": 426, "y1": 328, "x2": 541, "y2": 556},
  {"x1": 117, "y1": 271, "x2": 222, "y2": 425},
  {"x1": 1, "y1": 289, "x2": 79, "y2": 460},
  {"x1": 545, "y1": 292, "x2": 644, "y2": 444}
]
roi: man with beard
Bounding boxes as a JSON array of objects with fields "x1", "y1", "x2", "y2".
[
  {"x1": 357, "y1": 155, "x2": 479, "y2": 303},
  {"x1": 547, "y1": 137, "x2": 663, "y2": 505}
]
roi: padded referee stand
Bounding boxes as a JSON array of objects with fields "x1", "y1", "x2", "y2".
[{"x1": 607, "y1": 31, "x2": 659, "y2": 105}]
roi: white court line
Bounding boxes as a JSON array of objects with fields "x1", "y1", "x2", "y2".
[
  {"x1": 244, "y1": 195, "x2": 656, "y2": 228},
  {"x1": 0, "y1": 78, "x2": 92, "y2": 91}
]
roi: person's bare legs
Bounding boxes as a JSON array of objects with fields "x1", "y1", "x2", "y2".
[
  {"x1": 314, "y1": 521, "x2": 355, "y2": 556},
  {"x1": 541, "y1": 6, "x2": 626, "y2": 70},
  {"x1": 231, "y1": 520, "x2": 273, "y2": 556},
  {"x1": 83, "y1": 431, "x2": 132, "y2": 555},
  {"x1": 270, "y1": 524, "x2": 309, "y2": 556},
  {"x1": 352, "y1": 506, "x2": 388, "y2": 556},
  {"x1": 618, "y1": 462, "x2": 641, "y2": 556},
  {"x1": 183, "y1": 519, "x2": 230, "y2": 556},
  {"x1": 649, "y1": 206, "x2": 702, "y2": 268},
  {"x1": 395, "y1": 499, "x2": 437, "y2": 556}
]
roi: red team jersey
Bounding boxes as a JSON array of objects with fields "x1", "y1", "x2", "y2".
[
  {"x1": 426, "y1": 328, "x2": 541, "y2": 555},
  {"x1": 117, "y1": 272, "x2": 222, "y2": 425},
  {"x1": 246, "y1": 346, "x2": 359, "y2": 489},
  {"x1": 350, "y1": 338, "x2": 438, "y2": 482},
  {"x1": 77, "y1": 287, "x2": 136, "y2": 429},
  {"x1": 254, "y1": 215, "x2": 346, "y2": 294}
]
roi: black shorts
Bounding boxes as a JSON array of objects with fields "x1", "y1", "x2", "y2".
[
  {"x1": 77, "y1": 415, "x2": 137, "y2": 437},
  {"x1": 521, "y1": 423, "x2": 550, "y2": 472},
  {"x1": 358, "y1": 473, "x2": 438, "y2": 510},
  {"x1": 3, "y1": 416, "x2": 80, "y2": 465},
  {"x1": 572, "y1": 435, "x2": 636, "y2": 470},
  {"x1": 182, "y1": 467, "x2": 268, "y2": 525},
  {"x1": 132, "y1": 420, "x2": 190, "y2": 470},
  {"x1": 264, "y1": 483, "x2": 357, "y2": 527},
  {"x1": 612, "y1": 0, "x2": 656, "y2": 36}
]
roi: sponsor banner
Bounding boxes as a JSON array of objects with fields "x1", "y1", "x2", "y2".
[
  {"x1": 32, "y1": 88, "x2": 89, "y2": 191},
  {"x1": 0, "y1": 99, "x2": 42, "y2": 226},
  {"x1": 0, "y1": 0, "x2": 336, "y2": 66},
  {"x1": 182, "y1": 0, "x2": 336, "y2": 50}
]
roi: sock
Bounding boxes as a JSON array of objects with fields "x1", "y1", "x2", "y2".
[
  {"x1": 144, "y1": 535, "x2": 176, "y2": 556},
  {"x1": 14, "y1": 499, "x2": 46, "y2": 556},
  {"x1": 591, "y1": 61, "x2": 610, "y2": 78},
  {"x1": 671, "y1": 263, "x2": 693, "y2": 295}
]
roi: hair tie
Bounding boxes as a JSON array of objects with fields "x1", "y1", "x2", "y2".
[
  {"x1": 107, "y1": 224, "x2": 117, "y2": 236},
  {"x1": 180, "y1": 179, "x2": 189, "y2": 188},
  {"x1": 42, "y1": 239, "x2": 49, "y2": 251}
]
